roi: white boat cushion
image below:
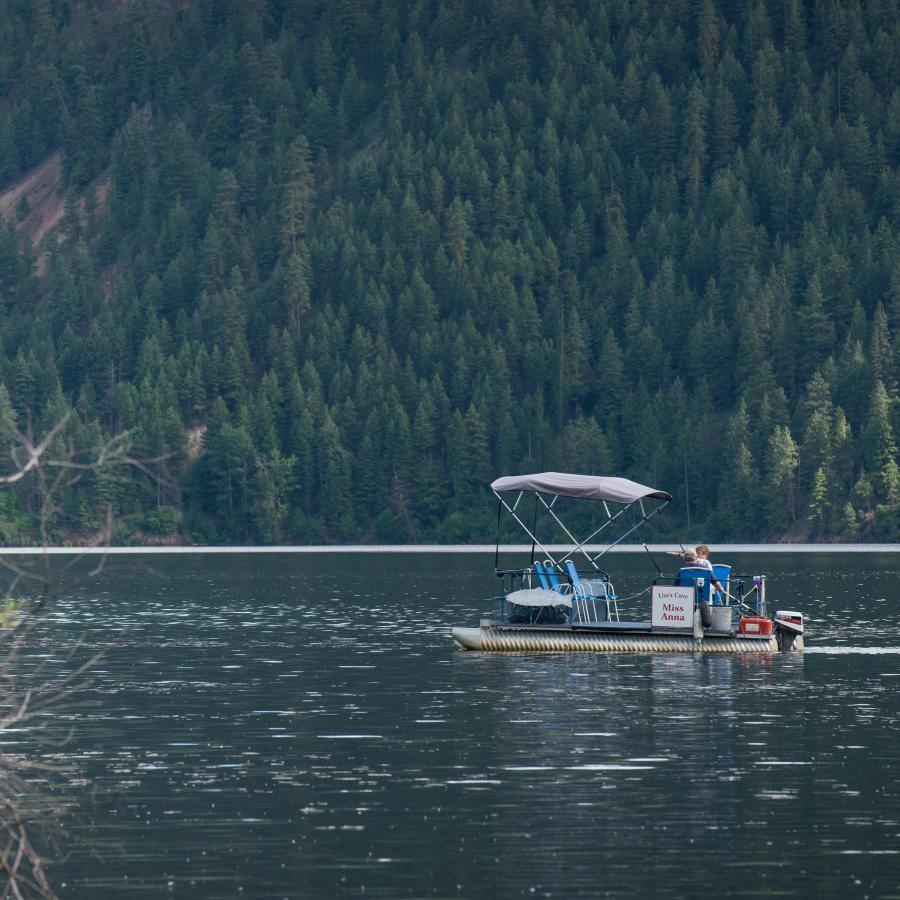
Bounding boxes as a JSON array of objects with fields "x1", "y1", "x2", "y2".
[{"x1": 504, "y1": 588, "x2": 572, "y2": 608}]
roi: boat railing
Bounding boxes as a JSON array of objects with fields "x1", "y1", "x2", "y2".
[
  {"x1": 494, "y1": 567, "x2": 534, "y2": 595},
  {"x1": 493, "y1": 565, "x2": 619, "y2": 625},
  {"x1": 492, "y1": 567, "x2": 767, "y2": 627},
  {"x1": 652, "y1": 573, "x2": 766, "y2": 618},
  {"x1": 494, "y1": 565, "x2": 614, "y2": 594}
]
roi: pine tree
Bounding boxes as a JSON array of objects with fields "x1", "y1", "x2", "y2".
[
  {"x1": 251, "y1": 448, "x2": 297, "y2": 544},
  {"x1": 796, "y1": 273, "x2": 836, "y2": 384},
  {"x1": 283, "y1": 250, "x2": 311, "y2": 335},
  {"x1": 765, "y1": 425, "x2": 799, "y2": 530},
  {"x1": 883, "y1": 458, "x2": 900, "y2": 510},
  {"x1": 808, "y1": 466, "x2": 830, "y2": 530},
  {"x1": 281, "y1": 135, "x2": 314, "y2": 256},
  {"x1": 445, "y1": 196, "x2": 472, "y2": 269},
  {"x1": 870, "y1": 303, "x2": 893, "y2": 390},
  {"x1": 863, "y1": 381, "x2": 898, "y2": 498}
]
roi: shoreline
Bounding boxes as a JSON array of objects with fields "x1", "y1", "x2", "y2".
[{"x1": 0, "y1": 543, "x2": 897, "y2": 554}]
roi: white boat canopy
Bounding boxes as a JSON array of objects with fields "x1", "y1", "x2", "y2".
[
  {"x1": 491, "y1": 472, "x2": 672, "y2": 504},
  {"x1": 491, "y1": 472, "x2": 673, "y2": 570}
]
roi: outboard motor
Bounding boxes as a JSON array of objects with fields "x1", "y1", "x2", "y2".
[{"x1": 774, "y1": 610, "x2": 804, "y2": 651}]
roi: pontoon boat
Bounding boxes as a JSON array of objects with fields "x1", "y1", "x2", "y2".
[{"x1": 451, "y1": 473, "x2": 804, "y2": 653}]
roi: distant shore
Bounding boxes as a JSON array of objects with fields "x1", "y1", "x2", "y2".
[{"x1": 0, "y1": 543, "x2": 897, "y2": 554}]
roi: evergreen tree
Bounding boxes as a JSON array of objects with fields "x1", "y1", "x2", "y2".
[
  {"x1": 281, "y1": 135, "x2": 315, "y2": 256},
  {"x1": 765, "y1": 425, "x2": 799, "y2": 531},
  {"x1": 863, "y1": 381, "x2": 898, "y2": 499}
]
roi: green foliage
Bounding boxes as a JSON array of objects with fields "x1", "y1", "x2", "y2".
[
  {"x1": 143, "y1": 505, "x2": 180, "y2": 536},
  {"x1": 0, "y1": 0, "x2": 896, "y2": 543}
]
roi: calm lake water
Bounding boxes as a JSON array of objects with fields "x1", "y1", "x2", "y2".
[{"x1": 13, "y1": 551, "x2": 900, "y2": 897}]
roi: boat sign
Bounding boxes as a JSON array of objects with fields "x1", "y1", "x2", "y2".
[{"x1": 651, "y1": 585, "x2": 694, "y2": 629}]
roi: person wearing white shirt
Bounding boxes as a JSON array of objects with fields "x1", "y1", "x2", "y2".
[{"x1": 694, "y1": 544, "x2": 724, "y2": 597}]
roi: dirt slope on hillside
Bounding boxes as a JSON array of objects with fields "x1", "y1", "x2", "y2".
[{"x1": 0, "y1": 152, "x2": 65, "y2": 245}]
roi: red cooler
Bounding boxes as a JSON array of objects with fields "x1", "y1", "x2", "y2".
[{"x1": 739, "y1": 616, "x2": 773, "y2": 636}]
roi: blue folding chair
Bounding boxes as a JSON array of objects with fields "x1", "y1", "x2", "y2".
[
  {"x1": 533, "y1": 561, "x2": 571, "y2": 597},
  {"x1": 712, "y1": 564, "x2": 731, "y2": 604},
  {"x1": 532, "y1": 560, "x2": 552, "y2": 590}
]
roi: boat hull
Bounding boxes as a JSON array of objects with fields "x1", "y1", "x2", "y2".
[{"x1": 452, "y1": 625, "x2": 780, "y2": 653}]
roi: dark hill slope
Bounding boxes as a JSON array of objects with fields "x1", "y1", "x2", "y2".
[{"x1": 0, "y1": 0, "x2": 897, "y2": 543}]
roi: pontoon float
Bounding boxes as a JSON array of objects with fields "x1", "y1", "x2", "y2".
[{"x1": 451, "y1": 473, "x2": 805, "y2": 654}]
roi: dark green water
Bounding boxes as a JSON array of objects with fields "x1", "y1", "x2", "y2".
[{"x1": 15, "y1": 551, "x2": 900, "y2": 897}]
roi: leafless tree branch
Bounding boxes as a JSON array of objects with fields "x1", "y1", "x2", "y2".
[{"x1": 0, "y1": 403, "x2": 172, "y2": 898}]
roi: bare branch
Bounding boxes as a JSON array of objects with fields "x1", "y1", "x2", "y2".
[
  {"x1": 0, "y1": 403, "x2": 173, "y2": 898},
  {"x1": 0, "y1": 412, "x2": 72, "y2": 485}
]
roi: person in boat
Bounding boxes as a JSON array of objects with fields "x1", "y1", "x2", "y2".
[
  {"x1": 692, "y1": 545, "x2": 724, "y2": 599},
  {"x1": 681, "y1": 550, "x2": 716, "y2": 627}
]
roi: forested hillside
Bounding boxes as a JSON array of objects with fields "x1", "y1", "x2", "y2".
[{"x1": 0, "y1": 0, "x2": 897, "y2": 544}]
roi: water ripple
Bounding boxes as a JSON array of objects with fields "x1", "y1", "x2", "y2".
[{"x1": 8, "y1": 550, "x2": 900, "y2": 898}]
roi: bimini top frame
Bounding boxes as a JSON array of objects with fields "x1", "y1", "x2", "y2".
[{"x1": 491, "y1": 471, "x2": 672, "y2": 571}]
